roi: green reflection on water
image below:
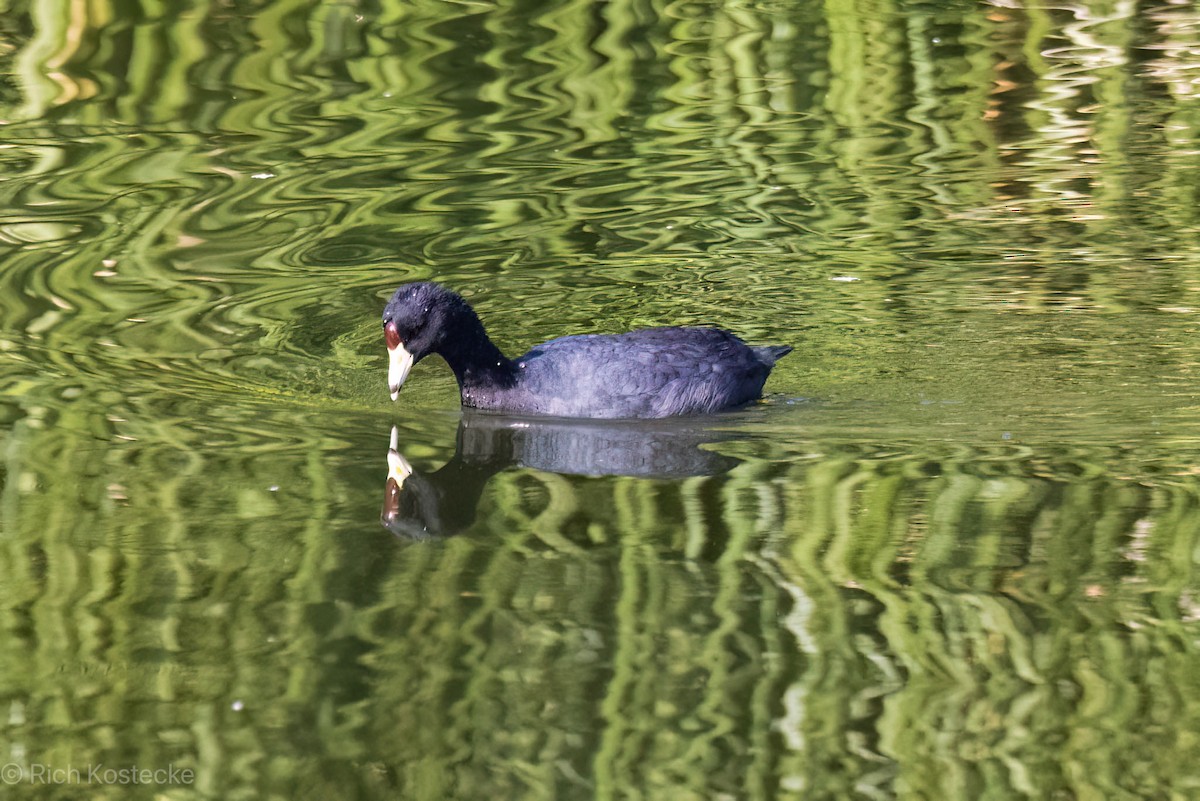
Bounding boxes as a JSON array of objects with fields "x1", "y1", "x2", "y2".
[
  {"x1": 1, "y1": 0, "x2": 1200, "y2": 798},
  {"x1": 4, "y1": 404, "x2": 1200, "y2": 800}
]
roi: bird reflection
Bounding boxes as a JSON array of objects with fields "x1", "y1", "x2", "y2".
[{"x1": 381, "y1": 412, "x2": 742, "y2": 539}]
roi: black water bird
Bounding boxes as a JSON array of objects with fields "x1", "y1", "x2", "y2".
[{"x1": 383, "y1": 282, "x2": 791, "y2": 419}]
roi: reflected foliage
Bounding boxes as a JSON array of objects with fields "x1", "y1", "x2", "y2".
[
  {"x1": 1, "y1": 0, "x2": 1200, "y2": 799},
  {"x1": 3, "y1": 405, "x2": 1200, "y2": 800}
]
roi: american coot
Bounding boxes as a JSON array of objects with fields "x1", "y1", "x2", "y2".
[{"x1": 382, "y1": 282, "x2": 791, "y2": 419}]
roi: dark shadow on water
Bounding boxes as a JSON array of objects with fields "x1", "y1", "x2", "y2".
[{"x1": 381, "y1": 411, "x2": 744, "y2": 539}]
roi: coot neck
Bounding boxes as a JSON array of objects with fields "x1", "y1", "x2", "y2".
[{"x1": 436, "y1": 312, "x2": 516, "y2": 400}]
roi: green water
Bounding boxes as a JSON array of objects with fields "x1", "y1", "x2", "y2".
[{"x1": 3, "y1": 0, "x2": 1200, "y2": 798}]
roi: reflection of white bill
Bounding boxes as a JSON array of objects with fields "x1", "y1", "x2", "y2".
[
  {"x1": 387, "y1": 426, "x2": 413, "y2": 486},
  {"x1": 388, "y1": 342, "x2": 414, "y2": 401}
]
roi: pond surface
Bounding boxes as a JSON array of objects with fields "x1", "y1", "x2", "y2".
[{"x1": 2, "y1": 0, "x2": 1200, "y2": 798}]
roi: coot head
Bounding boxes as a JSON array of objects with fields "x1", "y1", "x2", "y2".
[{"x1": 382, "y1": 282, "x2": 471, "y2": 400}]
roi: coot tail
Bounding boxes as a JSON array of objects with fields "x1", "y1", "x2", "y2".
[{"x1": 754, "y1": 345, "x2": 793, "y2": 365}]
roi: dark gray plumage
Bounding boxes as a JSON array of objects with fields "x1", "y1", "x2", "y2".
[{"x1": 382, "y1": 282, "x2": 791, "y2": 419}]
